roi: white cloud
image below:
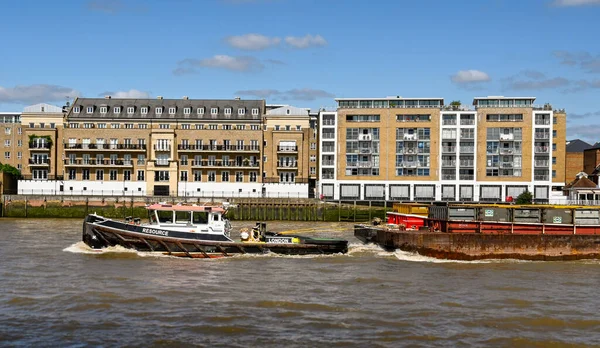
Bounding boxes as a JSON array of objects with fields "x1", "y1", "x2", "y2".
[
  {"x1": 551, "y1": 0, "x2": 600, "y2": 6},
  {"x1": 568, "y1": 124, "x2": 600, "y2": 143},
  {"x1": 284, "y1": 34, "x2": 327, "y2": 49},
  {"x1": 451, "y1": 70, "x2": 491, "y2": 84},
  {"x1": 174, "y1": 55, "x2": 264, "y2": 74},
  {"x1": 0, "y1": 84, "x2": 80, "y2": 104},
  {"x1": 235, "y1": 87, "x2": 334, "y2": 101},
  {"x1": 98, "y1": 89, "x2": 150, "y2": 98},
  {"x1": 225, "y1": 34, "x2": 281, "y2": 50}
]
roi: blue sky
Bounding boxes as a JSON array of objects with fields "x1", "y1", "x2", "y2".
[{"x1": 1, "y1": 0, "x2": 600, "y2": 141}]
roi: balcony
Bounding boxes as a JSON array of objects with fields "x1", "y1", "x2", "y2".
[
  {"x1": 191, "y1": 160, "x2": 259, "y2": 168},
  {"x1": 63, "y1": 159, "x2": 134, "y2": 167},
  {"x1": 535, "y1": 160, "x2": 549, "y2": 167},
  {"x1": 322, "y1": 160, "x2": 335, "y2": 166},
  {"x1": 155, "y1": 160, "x2": 170, "y2": 166},
  {"x1": 403, "y1": 134, "x2": 417, "y2": 141},
  {"x1": 459, "y1": 160, "x2": 474, "y2": 167},
  {"x1": 459, "y1": 175, "x2": 474, "y2": 180},
  {"x1": 64, "y1": 143, "x2": 147, "y2": 151},
  {"x1": 460, "y1": 119, "x2": 475, "y2": 125},
  {"x1": 460, "y1": 146, "x2": 474, "y2": 153},
  {"x1": 398, "y1": 148, "x2": 417, "y2": 155},
  {"x1": 501, "y1": 162, "x2": 513, "y2": 168},
  {"x1": 535, "y1": 132, "x2": 550, "y2": 140},
  {"x1": 399, "y1": 161, "x2": 418, "y2": 168},
  {"x1": 442, "y1": 174, "x2": 456, "y2": 180},
  {"x1": 277, "y1": 146, "x2": 298, "y2": 152},
  {"x1": 499, "y1": 148, "x2": 515, "y2": 155},
  {"x1": 357, "y1": 162, "x2": 372, "y2": 168},
  {"x1": 29, "y1": 158, "x2": 50, "y2": 166},
  {"x1": 359, "y1": 148, "x2": 372, "y2": 154},
  {"x1": 29, "y1": 142, "x2": 50, "y2": 149},
  {"x1": 535, "y1": 146, "x2": 549, "y2": 153},
  {"x1": 153, "y1": 145, "x2": 171, "y2": 152},
  {"x1": 442, "y1": 119, "x2": 457, "y2": 126},
  {"x1": 442, "y1": 146, "x2": 456, "y2": 153},
  {"x1": 178, "y1": 144, "x2": 260, "y2": 152},
  {"x1": 535, "y1": 118, "x2": 551, "y2": 125},
  {"x1": 442, "y1": 161, "x2": 456, "y2": 167},
  {"x1": 499, "y1": 134, "x2": 514, "y2": 141},
  {"x1": 277, "y1": 161, "x2": 298, "y2": 168},
  {"x1": 534, "y1": 175, "x2": 549, "y2": 181}
]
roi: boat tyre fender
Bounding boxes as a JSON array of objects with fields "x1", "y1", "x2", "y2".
[{"x1": 432, "y1": 221, "x2": 440, "y2": 232}]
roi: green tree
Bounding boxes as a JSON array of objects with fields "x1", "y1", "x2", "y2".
[
  {"x1": 515, "y1": 190, "x2": 533, "y2": 205},
  {"x1": 450, "y1": 100, "x2": 461, "y2": 110},
  {"x1": 0, "y1": 161, "x2": 22, "y2": 178}
]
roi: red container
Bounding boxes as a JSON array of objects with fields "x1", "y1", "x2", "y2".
[{"x1": 386, "y1": 212, "x2": 426, "y2": 230}]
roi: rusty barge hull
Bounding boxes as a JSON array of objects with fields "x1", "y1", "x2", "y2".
[{"x1": 355, "y1": 225, "x2": 600, "y2": 261}]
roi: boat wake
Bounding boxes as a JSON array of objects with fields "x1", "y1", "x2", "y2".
[
  {"x1": 347, "y1": 243, "x2": 395, "y2": 257},
  {"x1": 63, "y1": 242, "x2": 172, "y2": 258},
  {"x1": 393, "y1": 250, "x2": 530, "y2": 264}
]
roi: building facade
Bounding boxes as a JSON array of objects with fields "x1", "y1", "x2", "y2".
[
  {"x1": 318, "y1": 96, "x2": 567, "y2": 202},
  {"x1": 0, "y1": 112, "x2": 24, "y2": 171}
]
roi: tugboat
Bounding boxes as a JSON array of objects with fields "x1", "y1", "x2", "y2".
[{"x1": 83, "y1": 203, "x2": 348, "y2": 258}]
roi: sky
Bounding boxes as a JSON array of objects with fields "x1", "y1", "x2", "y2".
[{"x1": 1, "y1": 0, "x2": 600, "y2": 141}]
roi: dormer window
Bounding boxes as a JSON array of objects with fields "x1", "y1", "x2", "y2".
[
  {"x1": 141, "y1": 107, "x2": 148, "y2": 115},
  {"x1": 127, "y1": 107, "x2": 135, "y2": 114},
  {"x1": 169, "y1": 107, "x2": 176, "y2": 115},
  {"x1": 86, "y1": 106, "x2": 94, "y2": 114},
  {"x1": 197, "y1": 107, "x2": 205, "y2": 115},
  {"x1": 73, "y1": 107, "x2": 80, "y2": 113},
  {"x1": 211, "y1": 107, "x2": 218, "y2": 115},
  {"x1": 114, "y1": 107, "x2": 121, "y2": 114},
  {"x1": 183, "y1": 107, "x2": 191, "y2": 115},
  {"x1": 156, "y1": 107, "x2": 163, "y2": 115},
  {"x1": 252, "y1": 108, "x2": 259, "y2": 116},
  {"x1": 238, "y1": 108, "x2": 245, "y2": 116},
  {"x1": 100, "y1": 106, "x2": 108, "y2": 114},
  {"x1": 224, "y1": 108, "x2": 232, "y2": 115}
]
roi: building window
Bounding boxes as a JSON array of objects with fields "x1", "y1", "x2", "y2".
[
  {"x1": 141, "y1": 107, "x2": 148, "y2": 115},
  {"x1": 310, "y1": 155, "x2": 316, "y2": 162},
  {"x1": 29, "y1": 122, "x2": 34, "y2": 128},
  {"x1": 552, "y1": 157, "x2": 557, "y2": 164},
  {"x1": 17, "y1": 140, "x2": 22, "y2": 147},
  {"x1": 224, "y1": 108, "x2": 232, "y2": 116},
  {"x1": 4, "y1": 140, "x2": 10, "y2": 147},
  {"x1": 552, "y1": 143, "x2": 557, "y2": 151},
  {"x1": 223, "y1": 125, "x2": 232, "y2": 130},
  {"x1": 68, "y1": 169, "x2": 76, "y2": 180},
  {"x1": 98, "y1": 123, "x2": 107, "y2": 129},
  {"x1": 275, "y1": 125, "x2": 280, "y2": 131},
  {"x1": 17, "y1": 151, "x2": 21, "y2": 159},
  {"x1": 156, "y1": 107, "x2": 163, "y2": 115},
  {"x1": 222, "y1": 171, "x2": 229, "y2": 182},
  {"x1": 285, "y1": 125, "x2": 291, "y2": 131},
  {"x1": 251, "y1": 125, "x2": 259, "y2": 130},
  {"x1": 96, "y1": 170, "x2": 104, "y2": 181},
  {"x1": 211, "y1": 108, "x2": 218, "y2": 116},
  {"x1": 40, "y1": 122, "x2": 45, "y2": 129},
  {"x1": 50, "y1": 123, "x2": 55, "y2": 129},
  {"x1": 74, "y1": 107, "x2": 80, "y2": 113},
  {"x1": 552, "y1": 130, "x2": 557, "y2": 138},
  {"x1": 87, "y1": 106, "x2": 93, "y2": 114},
  {"x1": 100, "y1": 106, "x2": 108, "y2": 114},
  {"x1": 208, "y1": 171, "x2": 216, "y2": 182},
  {"x1": 5, "y1": 127, "x2": 10, "y2": 135},
  {"x1": 235, "y1": 171, "x2": 243, "y2": 182},
  {"x1": 181, "y1": 124, "x2": 190, "y2": 130},
  {"x1": 159, "y1": 124, "x2": 170, "y2": 129},
  {"x1": 180, "y1": 171, "x2": 188, "y2": 182},
  {"x1": 310, "y1": 142, "x2": 317, "y2": 150},
  {"x1": 114, "y1": 107, "x2": 121, "y2": 114},
  {"x1": 18, "y1": 127, "x2": 22, "y2": 134},
  {"x1": 197, "y1": 107, "x2": 205, "y2": 115},
  {"x1": 252, "y1": 108, "x2": 259, "y2": 116},
  {"x1": 195, "y1": 124, "x2": 204, "y2": 130},
  {"x1": 238, "y1": 108, "x2": 245, "y2": 116},
  {"x1": 82, "y1": 169, "x2": 90, "y2": 180},
  {"x1": 310, "y1": 167, "x2": 316, "y2": 175},
  {"x1": 112, "y1": 123, "x2": 120, "y2": 129},
  {"x1": 109, "y1": 170, "x2": 117, "y2": 181},
  {"x1": 69, "y1": 123, "x2": 79, "y2": 128},
  {"x1": 168, "y1": 107, "x2": 175, "y2": 115},
  {"x1": 125, "y1": 123, "x2": 134, "y2": 129},
  {"x1": 237, "y1": 125, "x2": 246, "y2": 130},
  {"x1": 137, "y1": 170, "x2": 145, "y2": 181},
  {"x1": 154, "y1": 171, "x2": 169, "y2": 182},
  {"x1": 249, "y1": 171, "x2": 257, "y2": 182},
  {"x1": 553, "y1": 117, "x2": 557, "y2": 124},
  {"x1": 193, "y1": 170, "x2": 202, "y2": 181},
  {"x1": 209, "y1": 124, "x2": 218, "y2": 130},
  {"x1": 138, "y1": 124, "x2": 147, "y2": 129},
  {"x1": 183, "y1": 107, "x2": 191, "y2": 115},
  {"x1": 127, "y1": 107, "x2": 135, "y2": 114},
  {"x1": 4, "y1": 151, "x2": 10, "y2": 159}
]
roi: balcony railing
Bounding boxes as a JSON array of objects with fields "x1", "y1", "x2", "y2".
[
  {"x1": 29, "y1": 142, "x2": 50, "y2": 149},
  {"x1": 403, "y1": 134, "x2": 417, "y2": 141},
  {"x1": 277, "y1": 146, "x2": 298, "y2": 152},
  {"x1": 535, "y1": 146, "x2": 549, "y2": 153},
  {"x1": 442, "y1": 146, "x2": 456, "y2": 153},
  {"x1": 153, "y1": 145, "x2": 171, "y2": 151},
  {"x1": 21, "y1": 175, "x2": 64, "y2": 180},
  {"x1": 535, "y1": 160, "x2": 549, "y2": 167},
  {"x1": 534, "y1": 133, "x2": 550, "y2": 140},
  {"x1": 397, "y1": 148, "x2": 417, "y2": 154},
  {"x1": 460, "y1": 119, "x2": 475, "y2": 125},
  {"x1": 64, "y1": 143, "x2": 147, "y2": 150},
  {"x1": 63, "y1": 159, "x2": 133, "y2": 166},
  {"x1": 459, "y1": 160, "x2": 474, "y2": 167},
  {"x1": 191, "y1": 160, "x2": 259, "y2": 168},
  {"x1": 177, "y1": 144, "x2": 260, "y2": 152},
  {"x1": 499, "y1": 134, "x2": 514, "y2": 141},
  {"x1": 459, "y1": 175, "x2": 474, "y2": 180},
  {"x1": 263, "y1": 177, "x2": 309, "y2": 184},
  {"x1": 442, "y1": 174, "x2": 456, "y2": 180},
  {"x1": 501, "y1": 162, "x2": 513, "y2": 168},
  {"x1": 460, "y1": 146, "x2": 474, "y2": 153},
  {"x1": 442, "y1": 161, "x2": 456, "y2": 167},
  {"x1": 322, "y1": 160, "x2": 335, "y2": 166},
  {"x1": 442, "y1": 119, "x2": 457, "y2": 125},
  {"x1": 535, "y1": 119, "x2": 551, "y2": 125},
  {"x1": 534, "y1": 175, "x2": 549, "y2": 181},
  {"x1": 277, "y1": 161, "x2": 298, "y2": 168},
  {"x1": 29, "y1": 158, "x2": 50, "y2": 165},
  {"x1": 499, "y1": 148, "x2": 516, "y2": 155},
  {"x1": 398, "y1": 161, "x2": 418, "y2": 168}
]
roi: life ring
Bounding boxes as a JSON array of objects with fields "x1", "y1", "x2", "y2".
[{"x1": 432, "y1": 221, "x2": 441, "y2": 231}]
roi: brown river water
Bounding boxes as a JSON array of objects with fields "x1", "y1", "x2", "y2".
[{"x1": 1, "y1": 219, "x2": 600, "y2": 347}]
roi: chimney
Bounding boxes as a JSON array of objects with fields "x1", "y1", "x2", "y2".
[
  {"x1": 157, "y1": 96, "x2": 163, "y2": 100},
  {"x1": 105, "y1": 95, "x2": 111, "y2": 99},
  {"x1": 183, "y1": 96, "x2": 189, "y2": 100}
]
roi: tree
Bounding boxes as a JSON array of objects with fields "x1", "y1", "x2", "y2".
[
  {"x1": 450, "y1": 100, "x2": 461, "y2": 111},
  {"x1": 515, "y1": 190, "x2": 533, "y2": 205},
  {"x1": 0, "y1": 161, "x2": 22, "y2": 178}
]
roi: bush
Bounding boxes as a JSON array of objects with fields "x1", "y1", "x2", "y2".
[{"x1": 515, "y1": 190, "x2": 533, "y2": 204}]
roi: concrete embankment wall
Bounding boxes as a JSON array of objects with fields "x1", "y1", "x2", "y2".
[
  {"x1": 1, "y1": 196, "x2": 389, "y2": 221},
  {"x1": 368, "y1": 227, "x2": 600, "y2": 261}
]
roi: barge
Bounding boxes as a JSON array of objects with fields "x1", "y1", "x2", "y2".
[
  {"x1": 355, "y1": 203, "x2": 600, "y2": 261},
  {"x1": 83, "y1": 203, "x2": 348, "y2": 258}
]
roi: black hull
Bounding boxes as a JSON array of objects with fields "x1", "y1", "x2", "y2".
[{"x1": 82, "y1": 215, "x2": 348, "y2": 257}]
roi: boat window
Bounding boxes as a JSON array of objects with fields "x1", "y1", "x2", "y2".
[
  {"x1": 213, "y1": 214, "x2": 220, "y2": 221},
  {"x1": 192, "y1": 212, "x2": 208, "y2": 224},
  {"x1": 157, "y1": 210, "x2": 173, "y2": 223},
  {"x1": 148, "y1": 210, "x2": 157, "y2": 224},
  {"x1": 175, "y1": 211, "x2": 191, "y2": 224}
]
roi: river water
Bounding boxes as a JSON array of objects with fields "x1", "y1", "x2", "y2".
[{"x1": 1, "y1": 219, "x2": 600, "y2": 347}]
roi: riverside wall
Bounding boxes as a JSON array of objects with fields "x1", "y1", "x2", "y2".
[{"x1": 1, "y1": 195, "x2": 389, "y2": 221}]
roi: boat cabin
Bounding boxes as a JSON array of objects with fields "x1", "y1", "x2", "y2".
[{"x1": 146, "y1": 203, "x2": 226, "y2": 227}]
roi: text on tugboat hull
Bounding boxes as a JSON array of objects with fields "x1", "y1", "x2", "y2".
[{"x1": 142, "y1": 228, "x2": 169, "y2": 236}]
